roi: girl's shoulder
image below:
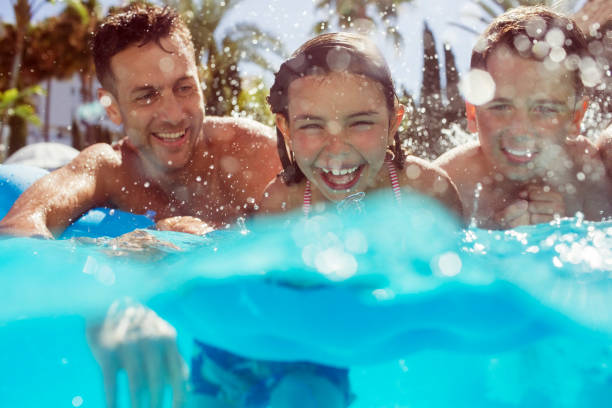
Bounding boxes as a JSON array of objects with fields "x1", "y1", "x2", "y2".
[{"x1": 259, "y1": 175, "x2": 305, "y2": 215}]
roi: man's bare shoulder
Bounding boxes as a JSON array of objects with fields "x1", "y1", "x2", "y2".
[{"x1": 203, "y1": 116, "x2": 275, "y2": 146}]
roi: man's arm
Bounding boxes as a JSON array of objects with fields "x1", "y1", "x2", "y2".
[{"x1": 0, "y1": 144, "x2": 119, "y2": 238}]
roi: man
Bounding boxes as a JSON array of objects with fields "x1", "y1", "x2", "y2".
[
  {"x1": 0, "y1": 4, "x2": 281, "y2": 407},
  {"x1": 435, "y1": 6, "x2": 612, "y2": 229},
  {"x1": 0, "y1": 4, "x2": 280, "y2": 238}
]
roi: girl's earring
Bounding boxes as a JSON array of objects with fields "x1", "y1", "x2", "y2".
[{"x1": 386, "y1": 148, "x2": 395, "y2": 161}]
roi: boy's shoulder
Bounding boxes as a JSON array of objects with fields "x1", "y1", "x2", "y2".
[{"x1": 433, "y1": 141, "x2": 487, "y2": 182}]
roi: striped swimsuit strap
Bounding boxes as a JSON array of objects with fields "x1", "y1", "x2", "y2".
[{"x1": 303, "y1": 159, "x2": 402, "y2": 217}]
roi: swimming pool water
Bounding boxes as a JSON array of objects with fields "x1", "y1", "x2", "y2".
[{"x1": 0, "y1": 192, "x2": 611, "y2": 407}]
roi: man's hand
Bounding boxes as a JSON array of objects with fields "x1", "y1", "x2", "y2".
[
  {"x1": 87, "y1": 300, "x2": 188, "y2": 408},
  {"x1": 156, "y1": 216, "x2": 214, "y2": 236},
  {"x1": 495, "y1": 185, "x2": 565, "y2": 228}
]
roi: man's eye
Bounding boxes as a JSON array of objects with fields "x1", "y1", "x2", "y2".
[
  {"x1": 177, "y1": 85, "x2": 194, "y2": 95},
  {"x1": 135, "y1": 92, "x2": 157, "y2": 104}
]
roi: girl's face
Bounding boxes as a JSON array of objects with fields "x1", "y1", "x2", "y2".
[{"x1": 277, "y1": 72, "x2": 402, "y2": 202}]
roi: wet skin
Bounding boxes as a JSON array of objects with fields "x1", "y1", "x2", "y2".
[
  {"x1": 436, "y1": 47, "x2": 612, "y2": 228},
  {"x1": 261, "y1": 72, "x2": 463, "y2": 216},
  {"x1": 0, "y1": 35, "x2": 281, "y2": 238}
]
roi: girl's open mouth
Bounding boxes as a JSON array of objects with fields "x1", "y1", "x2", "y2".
[{"x1": 318, "y1": 165, "x2": 364, "y2": 190}]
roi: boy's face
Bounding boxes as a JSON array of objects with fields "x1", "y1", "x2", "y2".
[
  {"x1": 99, "y1": 35, "x2": 205, "y2": 173},
  {"x1": 468, "y1": 46, "x2": 586, "y2": 182}
]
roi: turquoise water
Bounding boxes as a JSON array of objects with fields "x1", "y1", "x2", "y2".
[{"x1": 1, "y1": 191, "x2": 611, "y2": 407}]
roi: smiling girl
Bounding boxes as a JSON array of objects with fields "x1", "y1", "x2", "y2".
[{"x1": 262, "y1": 32, "x2": 462, "y2": 216}]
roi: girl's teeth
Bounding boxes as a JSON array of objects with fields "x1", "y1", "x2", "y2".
[
  {"x1": 324, "y1": 166, "x2": 358, "y2": 176},
  {"x1": 506, "y1": 148, "x2": 533, "y2": 157}
]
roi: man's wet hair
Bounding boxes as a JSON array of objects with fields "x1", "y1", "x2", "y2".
[
  {"x1": 471, "y1": 6, "x2": 589, "y2": 96},
  {"x1": 92, "y1": 3, "x2": 194, "y2": 95},
  {"x1": 267, "y1": 32, "x2": 405, "y2": 185}
]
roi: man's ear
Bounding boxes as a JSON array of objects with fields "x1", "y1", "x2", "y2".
[
  {"x1": 97, "y1": 88, "x2": 122, "y2": 125},
  {"x1": 466, "y1": 102, "x2": 478, "y2": 133},
  {"x1": 275, "y1": 114, "x2": 291, "y2": 150},
  {"x1": 570, "y1": 96, "x2": 588, "y2": 136}
]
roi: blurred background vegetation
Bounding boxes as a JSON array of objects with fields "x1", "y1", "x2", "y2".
[{"x1": 0, "y1": 0, "x2": 609, "y2": 162}]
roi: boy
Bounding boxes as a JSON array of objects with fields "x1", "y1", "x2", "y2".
[{"x1": 435, "y1": 6, "x2": 612, "y2": 229}]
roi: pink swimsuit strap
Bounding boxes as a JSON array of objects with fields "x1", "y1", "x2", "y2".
[{"x1": 303, "y1": 160, "x2": 402, "y2": 217}]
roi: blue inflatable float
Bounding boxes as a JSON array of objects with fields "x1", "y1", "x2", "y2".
[{"x1": 1, "y1": 163, "x2": 611, "y2": 407}]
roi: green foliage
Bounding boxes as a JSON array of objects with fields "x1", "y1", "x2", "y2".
[{"x1": 0, "y1": 85, "x2": 44, "y2": 126}]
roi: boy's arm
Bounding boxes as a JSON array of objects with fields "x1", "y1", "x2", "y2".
[
  {"x1": 401, "y1": 156, "x2": 464, "y2": 220},
  {"x1": 0, "y1": 144, "x2": 118, "y2": 238}
]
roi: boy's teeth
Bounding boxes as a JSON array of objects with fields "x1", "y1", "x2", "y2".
[
  {"x1": 156, "y1": 131, "x2": 184, "y2": 139},
  {"x1": 506, "y1": 148, "x2": 533, "y2": 157},
  {"x1": 325, "y1": 166, "x2": 358, "y2": 176}
]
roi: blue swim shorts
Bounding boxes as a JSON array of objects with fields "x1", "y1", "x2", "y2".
[{"x1": 190, "y1": 340, "x2": 352, "y2": 407}]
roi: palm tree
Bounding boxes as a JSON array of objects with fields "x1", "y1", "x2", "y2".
[
  {"x1": 451, "y1": 0, "x2": 579, "y2": 35},
  {"x1": 313, "y1": 0, "x2": 414, "y2": 48},
  {"x1": 163, "y1": 0, "x2": 285, "y2": 116}
]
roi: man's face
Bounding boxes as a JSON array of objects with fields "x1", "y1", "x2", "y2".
[
  {"x1": 100, "y1": 35, "x2": 205, "y2": 172},
  {"x1": 469, "y1": 47, "x2": 586, "y2": 182}
]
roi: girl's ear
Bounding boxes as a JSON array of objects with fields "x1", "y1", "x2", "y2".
[
  {"x1": 389, "y1": 104, "x2": 405, "y2": 145},
  {"x1": 275, "y1": 114, "x2": 292, "y2": 150},
  {"x1": 570, "y1": 96, "x2": 588, "y2": 136},
  {"x1": 466, "y1": 102, "x2": 478, "y2": 133},
  {"x1": 98, "y1": 89, "x2": 122, "y2": 125}
]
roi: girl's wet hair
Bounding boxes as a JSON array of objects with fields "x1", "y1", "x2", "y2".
[{"x1": 267, "y1": 32, "x2": 405, "y2": 185}]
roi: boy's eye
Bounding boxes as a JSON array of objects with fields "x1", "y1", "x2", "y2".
[
  {"x1": 532, "y1": 105, "x2": 562, "y2": 115},
  {"x1": 487, "y1": 104, "x2": 511, "y2": 112}
]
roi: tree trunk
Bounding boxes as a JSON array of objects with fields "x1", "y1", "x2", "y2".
[
  {"x1": 8, "y1": 115, "x2": 27, "y2": 156},
  {"x1": 43, "y1": 78, "x2": 51, "y2": 141}
]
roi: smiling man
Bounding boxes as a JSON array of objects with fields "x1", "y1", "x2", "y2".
[
  {"x1": 0, "y1": 4, "x2": 280, "y2": 238},
  {"x1": 435, "y1": 6, "x2": 612, "y2": 229}
]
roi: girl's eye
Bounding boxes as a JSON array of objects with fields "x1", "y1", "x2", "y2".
[
  {"x1": 350, "y1": 121, "x2": 374, "y2": 130},
  {"x1": 299, "y1": 123, "x2": 324, "y2": 131}
]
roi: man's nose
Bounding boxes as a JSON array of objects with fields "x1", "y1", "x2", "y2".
[{"x1": 157, "y1": 92, "x2": 185, "y2": 123}]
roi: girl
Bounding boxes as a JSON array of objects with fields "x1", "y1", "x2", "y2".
[{"x1": 262, "y1": 32, "x2": 462, "y2": 216}]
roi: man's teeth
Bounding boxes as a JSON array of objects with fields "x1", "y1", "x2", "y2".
[
  {"x1": 505, "y1": 147, "x2": 534, "y2": 157},
  {"x1": 156, "y1": 131, "x2": 185, "y2": 139},
  {"x1": 321, "y1": 166, "x2": 358, "y2": 176}
]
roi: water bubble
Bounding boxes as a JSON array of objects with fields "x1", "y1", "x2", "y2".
[
  {"x1": 72, "y1": 396, "x2": 83, "y2": 407},
  {"x1": 159, "y1": 56, "x2": 175, "y2": 73},
  {"x1": 405, "y1": 163, "x2": 422, "y2": 179},
  {"x1": 435, "y1": 252, "x2": 462, "y2": 277},
  {"x1": 328, "y1": 121, "x2": 342, "y2": 135},
  {"x1": 99, "y1": 95, "x2": 112, "y2": 108},
  {"x1": 545, "y1": 28, "x2": 565, "y2": 48},
  {"x1": 314, "y1": 247, "x2": 357, "y2": 280},
  {"x1": 579, "y1": 57, "x2": 602, "y2": 87},
  {"x1": 525, "y1": 17, "x2": 546, "y2": 39},
  {"x1": 459, "y1": 69, "x2": 495, "y2": 106},
  {"x1": 549, "y1": 47, "x2": 566, "y2": 63},
  {"x1": 143, "y1": 181, "x2": 150, "y2": 188},
  {"x1": 326, "y1": 48, "x2": 351, "y2": 72},
  {"x1": 532, "y1": 41, "x2": 550, "y2": 59},
  {"x1": 513, "y1": 34, "x2": 531, "y2": 53}
]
